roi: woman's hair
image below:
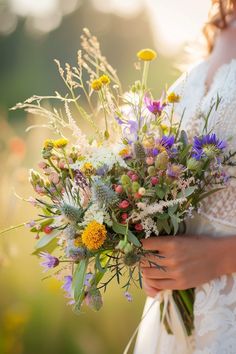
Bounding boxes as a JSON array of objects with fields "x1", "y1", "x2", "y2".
[{"x1": 203, "y1": 0, "x2": 236, "y2": 53}]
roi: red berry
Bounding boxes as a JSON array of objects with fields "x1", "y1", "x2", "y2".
[
  {"x1": 119, "y1": 200, "x2": 130, "y2": 209},
  {"x1": 134, "y1": 223, "x2": 143, "y2": 231},
  {"x1": 121, "y1": 213, "x2": 128, "y2": 220},
  {"x1": 43, "y1": 226, "x2": 53, "y2": 234},
  {"x1": 115, "y1": 185, "x2": 123, "y2": 194},
  {"x1": 151, "y1": 177, "x2": 159, "y2": 186}
]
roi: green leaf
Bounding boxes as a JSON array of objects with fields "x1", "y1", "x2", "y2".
[
  {"x1": 156, "y1": 219, "x2": 171, "y2": 234},
  {"x1": 198, "y1": 187, "x2": 225, "y2": 201},
  {"x1": 95, "y1": 253, "x2": 107, "y2": 274},
  {"x1": 168, "y1": 204, "x2": 178, "y2": 215},
  {"x1": 34, "y1": 229, "x2": 60, "y2": 250},
  {"x1": 177, "y1": 186, "x2": 197, "y2": 199},
  {"x1": 170, "y1": 215, "x2": 181, "y2": 235},
  {"x1": 72, "y1": 259, "x2": 89, "y2": 311},
  {"x1": 158, "y1": 213, "x2": 169, "y2": 220},
  {"x1": 112, "y1": 222, "x2": 141, "y2": 247},
  {"x1": 156, "y1": 186, "x2": 166, "y2": 199},
  {"x1": 32, "y1": 237, "x2": 58, "y2": 256}
]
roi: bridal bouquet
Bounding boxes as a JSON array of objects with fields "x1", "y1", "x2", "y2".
[{"x1": 4, "y1": 28, "x2": 235, "y2": 337}]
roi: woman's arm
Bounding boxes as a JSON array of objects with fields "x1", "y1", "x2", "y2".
[{"x1": 140, "y1": 234, "x2": 236, "y2": 298}]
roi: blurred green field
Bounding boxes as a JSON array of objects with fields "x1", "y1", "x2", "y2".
[{"x1": 0, "y1": 1, "x2": 181, "y2": 353}]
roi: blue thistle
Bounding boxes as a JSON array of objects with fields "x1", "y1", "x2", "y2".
[{"x1": 192, "y1": 133, "x2": 227, "y2": 160}]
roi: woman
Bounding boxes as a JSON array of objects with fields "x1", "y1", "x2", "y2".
[{"x1": 134, "y1": 1, "x2": 236, "y2": 353}]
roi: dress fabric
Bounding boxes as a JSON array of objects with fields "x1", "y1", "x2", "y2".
[{"x1": 133, "y1": 59, "x2": 236, "y2": 354}]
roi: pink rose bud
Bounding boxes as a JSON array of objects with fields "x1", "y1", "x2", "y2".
[
  {"x1": 134, "y1": 192, "x2": 142, "y2": 199},
  {"x1": 115, "y1": 185, "x2": 123, "y2": 194},
  {"x1": 119, "y1": 200, "x2": 130, "y2": 209},
  {"x1": 127, "y1": 171, "x2": 133, "y2": 178},
  {"x1": 131, "y1": 174, "x2": 138, "y2": 181},
  {"x1": 146, "y1": 157, "x2": 154, "y2": 165},
  {"x1": 151, "y1": 177, "x2": 159, "y2": 186},
  {"x1": 58, "y1": 160, "x2": 65, "y2": 169},
  {"x1": 134, "y1": 223, "x2": 143, "y2": 231},
  {"x1": 121, "y1": 213, "x2": 128, "y2": 220},
  {"x1": 43, "y1": 226, "x2": 53, "y2": 234},
  {"x1": 38, "y1": 161, "x2": 47, "y2": 169},
  {"x1": 48, "y1": 172, "x2": 60, "y2": 184}
]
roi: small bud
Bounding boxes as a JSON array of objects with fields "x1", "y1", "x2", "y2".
[{"x1": 147, "y1": 166, "x2": 156, "y2": 176}]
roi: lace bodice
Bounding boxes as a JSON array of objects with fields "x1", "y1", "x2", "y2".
[
  {"x1": 172, "y1": 59, "x2": 236, "y2": 229},
  {"x1": 133, "y1": 59, "x2": 236, "y2": 354}
]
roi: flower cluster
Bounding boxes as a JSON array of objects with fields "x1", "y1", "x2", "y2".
[{"x1": 6, "y1": 29, "x2": 235, "y2": 335}]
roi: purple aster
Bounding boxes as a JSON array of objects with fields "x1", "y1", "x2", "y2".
[
  {"x1": 39, "y1": 252, "x2": 59, "y2": 271},
  {"x1": 192, "y1": 133, "x2": 227, "y2": 160},
  {"x1": 144, "y1": 95, "x2": 166, "y2": 116}
]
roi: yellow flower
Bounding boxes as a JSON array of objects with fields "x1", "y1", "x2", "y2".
[
  {"x1": 119, "y1": 148, "x2": 130, "y2": 157},
  {"x1": 53, "y1": 138, "x2": 68, "y2": 148},
  {"x1": 81, "y1": 162, "x2": 95, "y2": 176},
  {"x1": 137, "y1": 48, "x2": 157, "y2": 61},
  {"x1": 91, "y1": 79, "x2": 102, "y2": 91},
  {"x1": 43, "y1": 139, "x2": 54, "y2": 149},
  {"x1": 99, "y1": 74, "x2": 110, "y2": 85},
  {"x1": 81, "y1": 221, "x2": 107, "y2": 250},
  {"x1": 167, "y1": 92, "x2": 181, "y2": 103}
]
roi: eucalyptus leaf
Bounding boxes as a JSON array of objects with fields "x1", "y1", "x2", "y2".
[
  {"x1": 177, "y1": 186, "x2": 196, "y2": 198},
  {"x1": 198, "y1": 187, "x2": 225, "y2": 201},
  {"x1": 112, "y1": 222, "x2": 141, "y2": 247},
  {"x1": 34, "y1": 229, "x2": 60, "y2": 250}
]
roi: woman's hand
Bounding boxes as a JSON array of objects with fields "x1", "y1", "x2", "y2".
[{"x1": 140, "y1": 234, "x2": 236, "y2": 298}]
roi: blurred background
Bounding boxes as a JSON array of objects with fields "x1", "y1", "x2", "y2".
[{"x1": 0, "y1": 1, "x2": 211, "y2": 353}]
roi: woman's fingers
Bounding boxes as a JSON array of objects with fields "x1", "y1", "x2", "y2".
[
  {"x1": 141, "y1": 266, "x2": 173, "y2": 279},
  {"x1": 142, "y1": 281, "x2": 160, "y2": 298},
  {"x1": 141, "y1": 236, "x2": 175, "y2": 252},
  {"x1": 144, "y1": 278, "x2": 178, "y2": 290}
]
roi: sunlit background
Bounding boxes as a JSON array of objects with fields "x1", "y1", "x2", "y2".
[{"x1": 0, "y1": 1, "x2": 211, "y2": 353}]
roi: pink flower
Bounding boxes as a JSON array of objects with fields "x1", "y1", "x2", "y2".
[
  {"x1": 119, "y1": 200, "x2": 130, "y2": 209},
  {"x1": 38, "y1": 161, "x2": 47, "y2": 169},
  {"x1": 127, "y1": 171, "x2": 133, "y2": 178},
  {"x1": 48, "y1": 172, "x2": 60, "y2": 184},
  {"x1": 131, "y1": 174, "x2": 138, "y2": 181},
  {"x1": 144, "y1": 95, "x2": 166, "y2": 116}
]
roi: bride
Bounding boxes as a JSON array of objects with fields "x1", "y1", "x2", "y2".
[{"x1": 133, "y1": 1, "x2": 236, "y2": 353}]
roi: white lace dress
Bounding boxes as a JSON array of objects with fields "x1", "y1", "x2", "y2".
[{"x1": 133, "y1": 59, "x2": 236, "y2": 354}]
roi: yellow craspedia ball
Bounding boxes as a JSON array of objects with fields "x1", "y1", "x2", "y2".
[
  {"x1": 53, "y1": 138, "x2": 68, "y2": 148},
  {"x1": 81, "y1": 162, "x2": 95, "y2": 176},
  {"x1": 137, "y1": 48, "x2": 157, "y2": 61},
  {"x1": 81, "y1": 221, "x2": 107, "y2": 250},
  {"x1": 91, "y1": 79, "x2": 102, "y2": 91},
  {"x1": 99, "y1": 74, "x2": 110, "y2": 85},
  {"x1": 167, "y1": 92, "x2": 181, "y2": 103}
]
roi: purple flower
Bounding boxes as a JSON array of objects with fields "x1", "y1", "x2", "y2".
[
  {"x1": 154, "y1": 135, "x2": 175, "y2": 155},
  {"x1": 124, "y1": 291, "x2": 133, "y2": 302},
  {"x1": 74, "y1": 169, "x2": 88, "y2": 188},
  {"x1": 96, "y1": 164, "x2": 109, "y2": 176},
  {"x1": 192, "y1": 134, "x2": 227, "y2": 160},
  {"x1": 144, "y1": 95, "x2": 166, "y2": 116},
  {"x1": 166, "y1": 163, "x2": 183, "y2": 179},
  {"x1": 39, "y1": 252, "x2": 59, "y2": 271},
  {"x1": 84, "y1": 273, "x2": 93, "y2": 287},
  {"x1": 62, "y1": 275, "x2": 73, "y2": 294}
]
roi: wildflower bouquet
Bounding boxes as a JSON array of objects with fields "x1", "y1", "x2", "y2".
[{"x1": 4, "y1": 28, "x2": 235, "y2": 338}]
